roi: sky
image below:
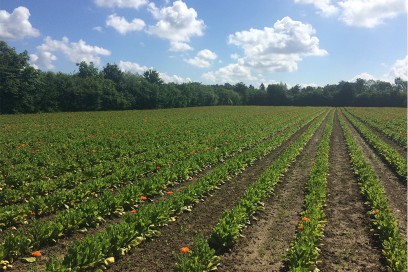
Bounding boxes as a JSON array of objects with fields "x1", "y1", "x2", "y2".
[{"x1": 0, "y1": 0, "x2": 407, "y2": 87}]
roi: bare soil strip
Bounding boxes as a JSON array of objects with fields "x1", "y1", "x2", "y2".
[
  {"x1": 107, "y1": 117, "x2": 319, "y2": 272},
  {"x1": 318, "y1": 112, "x2": 386, "y2": 271},
  {"x1": 217, "y1": 112, "x2": 327, "y2": 272},
  {"x1": 343, "y1": 113, "x2": 407, "y2": 239}
]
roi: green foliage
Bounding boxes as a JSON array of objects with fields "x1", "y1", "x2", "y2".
[{"x1": 339, "y1": 112, "x2": 407, "y2": 272}]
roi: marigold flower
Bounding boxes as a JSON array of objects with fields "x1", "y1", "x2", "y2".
[
  {"x1": 140, "y1": 196, "x2": 147, "y2": 201},
  {"x1": 31, "y1": 251, "x2": 42, "y2": 257},
  {"x1": 373, "y1": 209, "x2": 380, "y2": 215},
  {"x1": 297, "y1": 225, "x2": 304, "y2": 230},
  {"x1": 166, "y1": 191, "x2": 174, "y2": 195},
  {"x1": 156, "y1": 166, "x2": 161, "y2": 171},
  {"x1": 180, "y1": 247, "x2": 190, "y2": 253},
  {"x1": 130, "y1": 209, "x2": 137, "y2": 213},
  {"x1": 91, "y1": 149, "x2": 97, "y2": 153},
  {"x1": 301, "y1": 217, "x2": 310, "y2": 222}
]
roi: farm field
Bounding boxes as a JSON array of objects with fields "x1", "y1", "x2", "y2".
[{"x1": 0, "y1": 106, "x2": 406, "y2": 272}]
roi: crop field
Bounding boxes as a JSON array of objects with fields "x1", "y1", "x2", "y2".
[{"x1": 0, "y1": 106, "x2": 406, "y2": 272}]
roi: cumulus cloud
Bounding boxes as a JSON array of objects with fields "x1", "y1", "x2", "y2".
[
  {"x1": 0, "y1": 6, "x2": 40, "y2": 40},
  {"x1": 202, "y1": 60, "x2": 258, "y2": 84},
  {"x1": 118, "y1": 60, "x2": 149, "y2": 73},
  {"x1": 147, "y1": 1, "x2": 205, "y2": 51},
  {"x1": 339, "y1": 0, "x2": 407, "y2": 28},
  {"x1": 31, "y1": 36, "x2": 111, "y2": 69},
  {"x1": 159, "y1": 72, "x2": 191, "y2": 83},
  {"x1": 185, "y1": 49, "x2": 217, "y2": 68},
  {"x1": 351, "y1": 72, "x2": 377, "y2": 81},
  {"x1": 228, "y1": 16, "x2": 327, "y2": 72},
  {"x1": 386, "y1": 55, "x2": 408, "y2": 81},
  {"x1": 106, "y1": 14, "x2": 145, "y2": 34},
  {"x1": 118, "y1": 60, "x2": 191, "y2": 83},
  {"x1": 94, "y1": 0, "x2": 148, "y2": 9},
  {"x1": 294, "y1": 0, "x2": 407, "y2": 28},
  {"x1": 294, "y1": 0, "x2": 339, "y2": 16}
]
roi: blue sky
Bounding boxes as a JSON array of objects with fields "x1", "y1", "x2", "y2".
[{"x1": 1, "y1": 0, "x2": 407, "y2": 86}]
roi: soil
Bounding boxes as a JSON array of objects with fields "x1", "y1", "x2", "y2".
[
  {"x1": 318, "y1": 112, "x2": 387, "y2": 271},
  {"x1": 107, "y1": 116, "x2": 316, "y2": 272},
  {"x1": 343, "y1": 113, "x2": 407, "y2": 240},
  {"x1": 217, "y1": 110, "x2": 327, "y2": 272}
]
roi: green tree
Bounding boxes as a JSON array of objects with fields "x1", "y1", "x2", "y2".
[
  {"x1": 76, "y1": 61, "x2": 99, "y2": 78},
  {"x1": 143, "y1": 69, "x2": 163, "y2": 84}
]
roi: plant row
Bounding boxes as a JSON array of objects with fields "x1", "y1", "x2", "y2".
[
  {"x1": 0, "y1": 110, "x2": 318, "y2": 230},
  {"x1": 1, "y1": 107, "x2": 306, "y2": 188},
  {"x1": 0, "y1": 114, "x2": 315, "y2": 253},
  {"x1": 344, "y1": 107, "x2": 406, "y2": 148},
  {"x1": 173, "y1": 110, "x2": 329, "y2": 271},
  {"x1": 339, "y1": 112, "x2": 407, "y2": 272},
  {"x1": 342, "y1": 109, "x2": 407, "y2": 181},
  {"x1": 42, "y1": 111, "x2": 326, "y2": 271},
  {"x1": 0, "y1": 111, "x2": 323, "y2": 266},
  {"x1": 284, "y1": 110, "x2": 334, "y2": 270}
]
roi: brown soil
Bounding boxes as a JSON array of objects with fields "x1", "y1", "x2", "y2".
[
  {"x1": 217, "y1": 111, "x2": 328, "y2": 272},
  {"x1": 107, "y1": 117, "x2": 316, "y2": 272},
  {"x1": 318, "y1": 111, "x2": 387, "y2": 271},
  {"x1": 343, "y1": 112, "x2": 407, "y2": 240}
]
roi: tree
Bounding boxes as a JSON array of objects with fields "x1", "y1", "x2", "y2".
[
  {"x1": 102, "y1": 63, "x2": 124, "y2": 84},
  {"x1": 76, "y1": 61, "x2": 99, "y2": 78},
  {"x1": 143, "y1": 69, "x2": 163, "y2": 84}
]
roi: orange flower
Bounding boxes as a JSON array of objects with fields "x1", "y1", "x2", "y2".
[
  {"x1": 180, "y1": 247, "x2": 190, "y2": 253},
  {"x1": 140, "y1": 196, "x2": 147, "y2": 201},
  {"x1": 130, "y1": 209, "x2": 137, "y2": 213},
  {"x1": 31, "y1": 251, "x2": 42, "y2": 257},
  {"x1": 91, "y1": 149, "x2": 97, "y2": 153},
  {"x1": 156, "y1": 166, "x2": 161, "y2": 171},
  {"x1": 297, "y1": 225, "x2": 304, "y2": 230},
  {"x1": 373, "y1": 209, "x2": 380, "y2": 215},
  {"x1": 166, "y1": 191, "x2": 174, "y2": 195},
  {"x1": 301, "y1": 217, "x2": 310, "y2": 222},
  {"x1": 21, "y1": 144, "x2": 27, "y2": 147}
]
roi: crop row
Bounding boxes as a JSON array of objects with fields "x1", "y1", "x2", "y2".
[
  {"x1": 0, "y1": 107, "x2": 305, "y2": 188},
  {"x1": 42, "y1": 111, "x2": 327, "y2": 271},
  {"x1": 342, "y1": 109, "x2": 407, "y2": 180},
  {"x1": 284, "y1": 110, "x2": 334, "y2": 270},
  {"x1": 1, "y1": 109, "x2": 322, "y2": 229},
  {"x1": 174, "y1": 110, "x2": 329, "y2": 271},
  {"x1": 344, "y1": 107, "x2": 406, "y2": 148},
  {"x1": 0, "y1": 111, "x2": 323, "y2": 265},
  {"x1": 339, "y1": 112, "x2": 407, "y2": 272}
]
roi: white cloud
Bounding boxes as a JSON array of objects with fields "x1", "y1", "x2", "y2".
[
  {"x1": 202, "y1": 60, "x2": 258, "y2": 84},
  {"x1": 351, "y1": 72, "x2": 377, "y2": 81},
  {"x1": 295, "y1": 0, "x2": 339, "y2": 16},
  {"x1": 386, "y1": 55, "x2": 408, "y2": 81},
  {"x1": 228, "y1": 16, "x2": 327, "y2": 73},
  {"x1": 339, "y1": 0, "x2": 407, "y2": 28},
  {"x1": 147, "y1": 1, "x2": 205, "y2": 51},
  {"x1": 94, "y1": 0, "x2": 148, "y2": 9},
  {"x1": 118, "y1": 60, "x2": 150, "y2": 73},
  {"x1": 93, "y1": 26, "x2": 104, "y2": 32},
  {"x1": 106, "y1": 14, "x2": 145, "y2": 34},
  {"x1": 159, "y1": 72, "x2": 191, "y2": 83},
  {"x1": 0, "y1": 6, "x2": 40, "y2": 40},
  {"x1": 31, "y1": 36, "x2": 111, "y2": 69},
  {"x1": 185, "y1": 49, "x2": 217, "y2": 68},
  {"x1": 118, "y1": 60, "x2": 191, "y2": 83}
]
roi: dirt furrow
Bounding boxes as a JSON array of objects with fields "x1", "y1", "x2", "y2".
[
  {"x1": 343, "y1": 112, "x2": 407, "y2": 239},
  {"x1": 318, "y1": 111, "x2": 386, "y2": 271},
  {"x1": 107, "y1": 117, "x2": 318, "y2": 272},
  {"x1": 218, "y1": 112, "x2": 328, "y2": 272}
]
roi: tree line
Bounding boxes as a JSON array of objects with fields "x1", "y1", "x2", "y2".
[{"x1": 0, "y1": 41, "x2": 406, "y2": 114}]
